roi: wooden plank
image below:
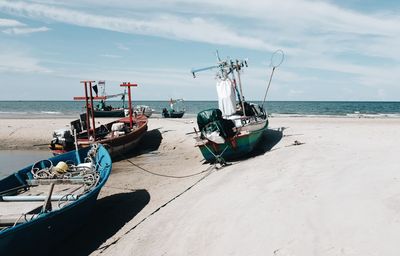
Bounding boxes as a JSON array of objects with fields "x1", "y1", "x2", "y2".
[
  {"x1": 1, "y1": 195, "x2": 78, "y2": 202},
  {"x1": 73, "y1": 96, "x2": 106, "y2": 100},
  {"x1": 120, "y1": 83, "x2": 137, "y2": 87},
  {"x1": 42, "y1": 183, "x2": 55, "y2": 212},
  {"x1": 26, "y1": 178, "x2": 85, "y2": 186},
  {"x1": 0, "y1": 185, "x2": 29, "y2": 196}
]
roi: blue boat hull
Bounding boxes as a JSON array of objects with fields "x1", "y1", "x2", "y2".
[{"x1": 0, "y1": 145, "x2": 112, "y2": 256}]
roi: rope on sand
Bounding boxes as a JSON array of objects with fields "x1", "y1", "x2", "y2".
[
  {"x1": 124, "y1": 158, "x2": 212, "y2": 178},
  {"x1": 97, "y1": 163, "x2": 218, "y2": 254}
]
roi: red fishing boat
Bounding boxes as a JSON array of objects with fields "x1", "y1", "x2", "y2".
[{"x1": 49, "y1": 81, "x2": 148, "y2": 159}]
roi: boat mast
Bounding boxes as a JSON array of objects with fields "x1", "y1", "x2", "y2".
[
  {"x1": 227, "y1": 60, "x2": 241, "y2": 105},
  {"x1": 74, "y1": 81, "x2": 107, "y2": 140},
  {"x1": 232, "y1": 59, "x2": 247, "y2": 116},
  {"x1": 82, "y1": 80, "x2": 97, "y2": 140},
  {"x1": 120, "y1": 82, "x2": 138, "y2": 129},
  {"x1": 82, "y1": 81, "x2": 91, "y2": 139},
  {"x1": 122, "y1": 89, "x2": 126, "y2": 108},
  {"x1": 191, "y1": 51, "x2": 249, "y2": 116}
]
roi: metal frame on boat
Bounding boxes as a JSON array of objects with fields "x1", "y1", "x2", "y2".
[
  {"x1": 49, "y1": 81, "x2": 148, "y2": 158},
  {"x1": 88, "y1": 80, "x2": 127, "y2": 117}
]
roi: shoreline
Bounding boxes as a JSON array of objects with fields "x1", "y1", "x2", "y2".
[
  {"x1": 2, "y1": 112, "x2": 400, "y2": 120},
  {"x1": 0, "y1": 116, "x2": 399, "y2": 151}
]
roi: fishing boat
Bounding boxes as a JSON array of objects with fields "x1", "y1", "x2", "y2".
[
  {"x1": 0, "y1": 144, "x2": 112, "y2": 256},
  {"x1": 162, "y1": 99, "x2": 185, "y2": 118},
  {"x1": 94, "y1": 107, "x2": 125, "y2": 118},
  {"x1": 191, "y1": 51, "x2": 283, "y2": 163},
  {"x1": 91, "y1": 80, "x2": 127, "y2": 118},
  {"x1": 134, "y1": 105, "x2": 154, "y2": 118},
  {"x1": 49, "y1": 81, "x2": 148, "y2": 159}
]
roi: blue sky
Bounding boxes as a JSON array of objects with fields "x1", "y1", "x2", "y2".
[{"x1": 1, "y1": 0, "x2": 400, "y2": 101}]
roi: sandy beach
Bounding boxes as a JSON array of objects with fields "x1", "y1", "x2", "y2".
[{"x1": 1, "y1": 117, "x2": 400, "y2": 255}]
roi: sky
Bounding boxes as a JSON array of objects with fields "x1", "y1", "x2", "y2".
[{"x1": 1, "y1": 0, "x2": 400, "y2": 101}]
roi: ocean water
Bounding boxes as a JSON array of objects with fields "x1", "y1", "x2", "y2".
[{"x1": 0, "y1": 100, "x2": 399, "y2": 118}]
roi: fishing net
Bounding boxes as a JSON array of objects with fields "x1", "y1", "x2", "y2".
[{"x1": 270, "y1": 49, "x2": 285, "y2": 68}]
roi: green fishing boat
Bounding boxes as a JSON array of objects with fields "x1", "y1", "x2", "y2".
[
  {"x1": 195, "y1": 109, "x2": 268, "y2": 162},
  {"x1": 162, "y1": 99, "x2": 185, "y2": 118},
  {"x1": 191, "y1": 50, "x2": 283, "y2": 163}
]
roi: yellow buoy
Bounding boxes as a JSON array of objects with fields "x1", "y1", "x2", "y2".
[{"x1": 54, "y1": 161, "x2": 68, "y2": 173}]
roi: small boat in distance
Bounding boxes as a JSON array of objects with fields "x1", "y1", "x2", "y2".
[
  {"x1": 49, "y1": 81, "x2": 148, "y2": 159},
  {"x1": 162, "y1": 98, "x2": 185, "y2": 118},
  {"x1": 91, "y1": 80, "x2": 126, "y2": 117},
  {"x1": 191, "y1": 51, "x2": 282, "y2": 163},
  {"x1": 134, "y1": 105, "x2": 154, "y2": 118},
  {"x1": 0, "y1": 144, "x2": 112, "y2": 255}
]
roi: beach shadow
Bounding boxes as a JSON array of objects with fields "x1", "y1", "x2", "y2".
[
  {"x1": 137, "y1": 129, "x2": 163, "y2": 153},
  {"x1": 252, "y1": 127, "x2": 284, "y2": 155},
  {"x1": 114, "y1": 128, "x2": 163, "y2": 160},
  {"x1": 234, "y1": 127, "x2": 283, "y2": 161},
  {"x1": 56, "y1": 189, "x2": 150, "y2": 256}
]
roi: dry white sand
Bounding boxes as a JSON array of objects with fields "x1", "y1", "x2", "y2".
[
  {"x1": 1, "y1": 117, "x2": 400, "y2": 255},
  {"x1": 0, "y1": 118, "x2": 116, "y2": 150}
]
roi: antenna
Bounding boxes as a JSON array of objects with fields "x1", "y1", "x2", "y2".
[
  {"x1": 261, "y1": 49, "x2": 284, "y2": 109},
  {"x1": 191, "y1": 50, "x2": 248, "y2": 115},
  {"x1": 216, "y1": 50, "x2": 221, "y2": 62},
  {"x1": 191, "y1": 50, "x2": 248, "y2": 79}
]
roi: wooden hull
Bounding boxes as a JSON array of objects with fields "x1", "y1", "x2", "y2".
[
  {"x1": 96, "y1": 116, "x2": 148, "y2": 158},
  {"x1": 93, "y1": 109, "x2": 125, "y2": 117},
  {"x1": 197, "y1": 119, "x2": 268, "y2": 162},
  {"x1": 0, "y1": 145, "x2": 112, "y2": 256},
  {"x1": 51, "y1": 115, "x2": 148, "y2": 159}
]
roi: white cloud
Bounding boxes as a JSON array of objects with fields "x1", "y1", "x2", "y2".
[
  {"x1": 2, "y1": 1, "x2": 400, "y2": 61},
  {"x1": 0, "y1": 18, "x2": 25, "y2": 27},
  {"x1": 1, "y1": 0, "x2": 400, "y2": 100},
  {"x1": 116, "y1": 43, "x2": 130, "y2": 51},
  {"x1": 0, "y1": 49, "x2": 51, "y2": 73},
  {"x1": 0, "y1": 1, "x2": 277, "y2": 51},
  {"x1": 100, "y1": 54, "x2": 122, "y2": 58},
  {"x1": 2, "y1": 26, "x2": 50, "y2": 35}
]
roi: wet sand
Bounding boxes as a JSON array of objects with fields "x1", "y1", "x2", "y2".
[
  {"x1": 0, "y1": 150, "x2": 52, "y2": 178},
  {"x1": 1, "y1": 117, "x2": 400, "y2": 255}
]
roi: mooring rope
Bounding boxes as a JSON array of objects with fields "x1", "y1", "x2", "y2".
[
  {"x1": 124, "y1": 158, "x2": 212, "y2": 179},
  {"x1": 97, "y1": 163, "x2": 217, "y2": 254},
  {"x1": 202, "y1": 143, "x2": 229, "y2": 166}
]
